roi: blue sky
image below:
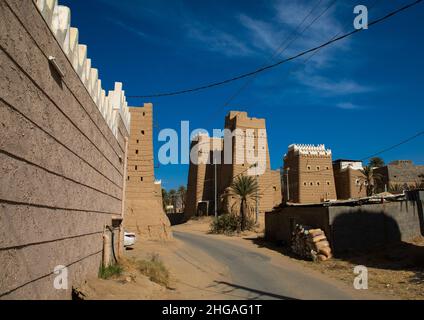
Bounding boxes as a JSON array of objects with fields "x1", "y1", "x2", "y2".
[{"x1": 61, "y1": 0, "x2": 424, "y2": 190}]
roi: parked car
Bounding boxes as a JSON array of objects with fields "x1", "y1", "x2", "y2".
[{"x1": 124, "y1": 232, "x2": 136, "y2": 247}]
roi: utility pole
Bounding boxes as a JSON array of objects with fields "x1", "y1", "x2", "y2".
[
  {"x1": 286, "y1": 167, "x2": 290, "y2": 202},
  {"x1": 213, "y1": 150, "x2": 218, "y2": 219},
  {"x1": 255, "y1": 164, "x2": 259, "y2": 223},
  {"x1": 214, "y1": 152, "x2": 218, "y2": 219}
]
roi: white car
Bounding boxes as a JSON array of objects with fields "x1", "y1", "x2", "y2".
[{"x1": 124, "y1": 232, "x2": 136, "y2": 247}]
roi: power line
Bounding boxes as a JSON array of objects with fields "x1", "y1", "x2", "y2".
[
  {"x1": 360, "y1": 130, "x2": 424, "y2": 161},
  {"x1": 128, "y1": 0, "x2": 423, "y2": 99}
]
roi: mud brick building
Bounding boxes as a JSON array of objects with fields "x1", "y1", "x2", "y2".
[
  {"x1": 185, "y1": 111, "x2": 281, "y2": 220},
  {"x1": 374, "y1": 160, "x2": 424, "y2": 192},
  {"x1": 124, "y1": 104, "x2": 172, "y2": 240},
  {"x1": 283, "y1": 144, "x2": 337, "y2": 204},
  {"x1": 332, "y1": 159, "x2": 367, "y2": 199}
]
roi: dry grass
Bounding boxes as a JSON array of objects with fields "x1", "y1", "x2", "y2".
[
  {"x1": 98, "y1": 263, "x2": 123, "y2": 279},
  {"x1": 295, "y1": 237, "x2": 424, "y2": 300},
  {"x1": 137, "y1": 254, "x2": 170, "y2": 287}
]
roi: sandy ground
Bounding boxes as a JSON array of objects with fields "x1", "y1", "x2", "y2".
[{"x1": 77, "y1": 217, "x2": 423, "y2": 300}]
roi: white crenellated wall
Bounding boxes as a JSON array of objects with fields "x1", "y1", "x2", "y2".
[
  {"x1": 35, "y1": 0, "x2": 131, "y2": 137},
  {"x1": 288, "y1": 143, "x2": 332, "y2": 156}
]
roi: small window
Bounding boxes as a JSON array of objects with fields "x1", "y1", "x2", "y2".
[
  {"x1": 135, "y1": 150, "x2": 139, "y2": 154},
  {"x1": 135, "y1": 165, "x2": 138, "y2": 171},
  {"x1": 310, "y1": 182, "x2": 313, "y2": 186},
  {"x1": 307, "y1": 166, "x2": 311, "y2": 170},
  {"x1": 326, "y1": 166, "x2": 329, "y2": 170},
  {"x1": 327, "y1": 181, "x2": 330, "y2": 186},
  {"x1": 303, "y1": 182, "x2": 307, "y2": 186},
  {"x1": 317, "y1": 181, "x2": 320, "y2": 186},
  {"x1": 273, "y1": 186, "x2": 277, "y2": 191},
  {"x1": 141, "y1": 130, "x2": 145, "y2": 135},
  {"x1": 143, "y1": 112, "x2": 145, "y2": 116},
  {"x1": 316, "y1": 166, "x2": 320, "y2": 171},
  {"x1": 127, "y1": 176, "x2": 130, "y2": 181},
  {"x1": 136, "y1": 139, "x2": 139, "y2": 144},
  {"x1": 140, "y1": 177, "x2": 143, "y2": 182}
]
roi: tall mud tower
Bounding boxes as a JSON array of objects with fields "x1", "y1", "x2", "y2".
[
  {"x1": 124, "y1": 104, "x2": 172, "y2": 240},
  {"x1": 222, "y1": 111, "x2": 281, "y2": 217}
]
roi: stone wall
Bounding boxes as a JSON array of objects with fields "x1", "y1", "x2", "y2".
[
  {"x1": 0, "y1": 0, "x2": 130, "y2": 299},
  {"x1": 265, "y1": 194, "x2": 423, "y2": 254}
]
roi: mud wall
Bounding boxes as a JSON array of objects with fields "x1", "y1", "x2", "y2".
[{"x1": 0, "y1": 0, "x2": 128, "y2": 299}]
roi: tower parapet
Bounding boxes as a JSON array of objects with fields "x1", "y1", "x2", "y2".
[{"x1": 35, "y1": 0, "x2": 131, "y2": 137}]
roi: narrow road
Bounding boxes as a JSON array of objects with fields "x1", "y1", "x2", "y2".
[{"x1": 173, "y1": 230, "x2": 373, "y2": 300}]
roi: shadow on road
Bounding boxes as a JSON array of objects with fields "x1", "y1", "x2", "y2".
[{"x1": 213, "y1": 280, "x2": 298, "y2": 300}]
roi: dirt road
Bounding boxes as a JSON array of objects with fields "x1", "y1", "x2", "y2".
[{"x1": 172, "y1": 229, "x2": 380, "y2": 300}]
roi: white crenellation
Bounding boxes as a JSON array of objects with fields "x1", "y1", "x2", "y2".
[
  {"x1": 35, "y1": 0, "x2": 131, "y2": 137},
  {"x1": 288, "y1": 143, "x2": 332, "y2": 156}
]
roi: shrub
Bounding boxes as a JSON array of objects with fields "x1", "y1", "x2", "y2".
[
  {"x1": 98, "y1": 263, "x2": 123, "y2": 279},
  {"x1": 138, "y1": 254, "x2": 170, "y2": 287},
  {"x1": 210, "y1": 214, "x2": 255, "y2": 235}
]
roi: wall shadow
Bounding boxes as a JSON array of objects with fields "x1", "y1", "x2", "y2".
[
  {"x1": 213, "y1": 280, "x2": 298, "y2": 300},
  {"x1": 166, "y1": 213, "x2": 188, "y2": 226}
]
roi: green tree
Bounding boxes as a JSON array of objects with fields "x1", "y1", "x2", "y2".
[
  {"x1": 168, "y1": 189, "x2": 177, "y2": 212},
  {"x1": 227, "y1": 175, "x2": 260, "y2": 231},
  {"x1": 177, "y1": 185, "x2": 187, "y2": 212},
  {"x1": 161, "y1": 188, "x2": 169, "y2": 211},
  {"x1": 368, "y1": 157, "x2": 385, "y2": 168},
  {"x1": 360, "y1": 165, "x2": 383, "y2": 196}
]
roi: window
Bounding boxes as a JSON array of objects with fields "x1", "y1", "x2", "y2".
[
  {"x1": 140, "y1": 177, "x2": 143, "y2": 182},
  {"x1": 135, "y1": 165, "x2": 138, "y2": 171},
  {"x1": 326, "y1": 181, "x2": 330, "y2": 186},
  {"x1": 135, "y1": 150, "x2": 138, "y2": 154},
  {"x1": 143, "y1": 112, "x2": 145, "y2": 116},
  {"x1": 273, "y1": 186, "x2": 277, "y2": 191},
  {"x1": 310, "y1": 182, "x2": 314, "y2": 186},
  {"x1": 356, "y1": 179, "x2": 360, "y2": 186},
  {"x1": 304, "y1": 182, "x2": 307, "y2": 186},
  {"x1": 316, "y1": 166, "x2": 320, "y2": 171},
  {"x1": 307, "y1": 165, "x2": 311, "y2": 170},
  {"x1": 317, "y1": 181, "x2": 320, "y2": 186},
  {"x1": 141, "y1": 130, "x2": 145, "y2": 135},
  {"x1": 127, "y1": 176, "x2": 130, "y2": 181},
  {"x1": 326, "y1": 166, "x2": 329, "y2": 170},
  {"x1": 136, "y1": 139, "x2": 139, "y2": 144}
]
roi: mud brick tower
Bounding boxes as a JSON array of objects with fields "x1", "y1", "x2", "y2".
[
  {"x1": 283, "y1": 144, "x2": 337, "y2": 204},
  {"x1": 124, "y1": 103, "x2": 172, "y2": 240}
]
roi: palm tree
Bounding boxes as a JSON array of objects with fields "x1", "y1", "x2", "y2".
[
  {"x1": 227, "y1": 175, "x2": 260, "y2": 231},
  {"x1": 168, "y1": 189, "x2": 177, "y2": 213},
  {"x1": 161, "y1": 188, "x2": 169, "y2": 211},
  {"x1": 369, "y1": 157, "x2": 384, "y2": 168},
  {"x1": 177, "y1": 185, "x2": 186, "y2": 212},
  {"x1": 360, "y1": 165, "x2": 382, "y2": 196}
]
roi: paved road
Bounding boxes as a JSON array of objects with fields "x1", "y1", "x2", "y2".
[{"x1": 173, "y1": 230, "x2": 369, "y2": 300}]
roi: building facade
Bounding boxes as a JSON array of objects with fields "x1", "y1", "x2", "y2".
[
  {"x1": 124, "y1": 104, "x2": 172, "y2": 240},
  {"x1": 185, "y1": 111, "x2": 282, "y2": 220},
  {"x1": 374, "y1": 160, "x2": 424, "y2": 192},
  {"x1": 283, "y1": 144, "x2": 337, "y2": 204},
  {"x1": 333, "y1": 159, "x2": 367, "y2": 199}
]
